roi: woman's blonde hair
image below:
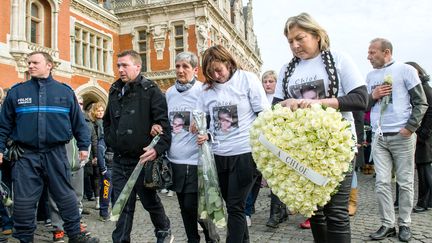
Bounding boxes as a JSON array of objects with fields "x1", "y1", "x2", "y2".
[
  {"x1": 261, "y1": 70, "x2": 277, "y2": 82},
  {"x1": 284, "y1": 12, "x2": 330, "y2": 51},
  {"x1": 89, "y1": 102, "x2": 106, "y2": 122}
]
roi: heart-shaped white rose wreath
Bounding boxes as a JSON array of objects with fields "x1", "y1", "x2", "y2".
[{"x1": 250, "y1": 104, "x2": 355, "y2": 217}]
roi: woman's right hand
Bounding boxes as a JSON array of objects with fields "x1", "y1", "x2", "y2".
[
  {"x1": 150, "y1": 124, "x2": 163, "y2": 136},
  {"x1": 280, "y1": 98, "x2": 302, "y2": 111},
  {"x1": 197, "y1": 134, "x2": 209, "y2": 145},
  {"x1": 281, "y1": 98, "x2": 322, "y2": 110}
]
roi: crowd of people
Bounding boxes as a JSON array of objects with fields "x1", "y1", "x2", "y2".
[{"x1": 0, "y1": 11, "x2": 431, "y2": 243}]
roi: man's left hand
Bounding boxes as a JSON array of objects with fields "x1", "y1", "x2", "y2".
[
  {"x1": 139, "y1": 147, "x2": 157, "y2": 164},
  {"x1": 399, "y1": 128, "x2": 413, "y2": 138}
]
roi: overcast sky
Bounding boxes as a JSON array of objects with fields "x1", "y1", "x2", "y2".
[{"x1": 252, "y1": 0, "x2": 432, "y2": 78}]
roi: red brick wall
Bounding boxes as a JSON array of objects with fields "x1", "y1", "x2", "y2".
[
  {"x1": 0, "y1": 64, "x2": 24, "y2": 89},
  {"x1": 0, "y1": 0, "x2": 11, "y2": 43},
  {"x1": 97, "y1": 80, "x2": 112, "y2": 91},
  {"x1": 42, "y1": 0, "x2": 52, "y2": 48},
  {"x1": 70, "y1": 75, "x2": 90, "y2": 90},
  {"x1": 58, "y1": 0, "x2": 71, "y2": 60}
]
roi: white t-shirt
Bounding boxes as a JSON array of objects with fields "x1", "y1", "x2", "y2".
[
  {"x1": 266, "y1": 93, "x2": 275, "y2": 104},
  {"x1": 274, "y1": 51, "x2": 365, "y2": 139},
  {"x1": 197, "y1": 70, "x2": 270, "y2": 156},
  {"x1": 166, "y1": 82, "x2": 203, "y2": 165},
  {"x1": 367, "y1": 61, "x2": 421, "y2": 133}
]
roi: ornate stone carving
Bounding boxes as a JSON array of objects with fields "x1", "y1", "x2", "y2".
[
  {"x1": 143, "y1": 69, "x2": 176, "y2": 79},
  {"x1": 71, "y1": 0, "x2": 120, "y2": 30},
  {"x1": 150, "y1": 24, "x2": 167, "y2": 60},
  {"x1": 196, "y1": 23, "x2": 209, "y2": 54},
  {"x1": 10, "y1": 52, "x2": 28, "y2": 74}
]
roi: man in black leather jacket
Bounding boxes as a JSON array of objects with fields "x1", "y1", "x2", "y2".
[{"x1": 103, "y1": 50, "x2": 172, "y2": 243}]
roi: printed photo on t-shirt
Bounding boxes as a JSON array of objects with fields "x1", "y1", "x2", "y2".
[
  {"x1": 371, "y1": 84, "x2": 393, "y2": 104},
  {"x1": 169, "y1": 111, "x2": 190, "y2": 134},
  {"x1": 213, "y1": 105, "x2": 239, "y2": 135},
  {"x1": 289, "y1": 79, "x2": 325, "y2": 99}
]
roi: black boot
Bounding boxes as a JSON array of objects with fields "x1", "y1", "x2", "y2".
[
  {"x1": 69, "y1": 233, "x2": 100, "y2": 243},
  {"x1": 310, "y1": 215, "x2": 328, "y2": 243},
  {"x1": 266, "y1": 202, "x2": 281, "y2": 228},
  {"x1": 279, "y1": 205, "x2": 289, "y2": 223}
]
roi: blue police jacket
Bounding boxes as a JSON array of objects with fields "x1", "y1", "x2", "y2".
[{"x1": 0, "y1": 75, "x2": 90, "y2": 153}]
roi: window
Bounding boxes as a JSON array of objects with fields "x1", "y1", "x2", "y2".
[
  {"x1": 30, "y1": 3, "x2": 41, "y2": 43},
  {"x1": 25, "y1": 0, "x2": 52, "y2": 47},
  {"x1": 174, "y1": 25, "x2": 184, "y2": 55},
  {"x1": 137, "y1": 30, "x2": 148, "y2": 72},
  {"x1": 74, "y1": 24, "x2": 111, "y2": 73},
  {"x1": 26, "y1": 1, "x2": 43, "y2": 45}
]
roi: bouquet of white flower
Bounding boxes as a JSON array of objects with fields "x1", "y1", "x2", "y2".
[
  {"x1": 381, "y1": 74, "x2": 393, "y2": 112},
  {"x1": 250, "y1": 104, "x2": 355, "y2": 217},
  {"x1": 109, "y1": 135, "x2": 160, "y2": 221},
  {"x1": 193, "y1": 111, "x2": 227, "y2": 230}
]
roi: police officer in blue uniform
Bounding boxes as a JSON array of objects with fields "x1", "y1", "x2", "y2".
[{"x1": 0, "y1": 51, "x2": 99, "y2": 243}]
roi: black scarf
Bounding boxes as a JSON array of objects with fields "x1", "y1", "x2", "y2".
[{"x1": 282, "y1": 51, "x2": 339, "y2": 99}]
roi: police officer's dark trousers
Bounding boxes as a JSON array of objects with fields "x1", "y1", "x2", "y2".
[{"x1": 12, "y1": 145, "x2": 81, "y2": 242}]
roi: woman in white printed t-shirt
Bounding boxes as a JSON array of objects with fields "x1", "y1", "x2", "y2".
[
  {"x1": 272, "y1": 13, "x2": 368, "y2": 243},
  {"x1": 151, "y1": 51, "x2": 219, "y2": 243},
  {"x1": 197, "y1": 45, "x2": 270, "y2": 243}
]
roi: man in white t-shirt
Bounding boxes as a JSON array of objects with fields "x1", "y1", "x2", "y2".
[{"x1": 367, "y1": 38, "x2": 428, "y2": 242}]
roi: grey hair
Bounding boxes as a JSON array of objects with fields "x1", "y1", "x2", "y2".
[
  {"x1": 175, "y1": 51, "x2": 199, "y2": 68},
  {"x1": 370, "y1": 38, "x2": 393, "y2": 54}
]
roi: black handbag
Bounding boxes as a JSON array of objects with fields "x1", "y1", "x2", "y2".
[{"x1": 143, "y1": 156, "x2": 173, "y2": 190}]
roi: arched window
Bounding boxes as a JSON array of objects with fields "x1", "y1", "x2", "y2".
[
  {"x1": 26, "y1": 0, "x2": 52, "y2": 47},
  {"x1": 27, "y1": 1, "x2": 42, "y2": 44}
]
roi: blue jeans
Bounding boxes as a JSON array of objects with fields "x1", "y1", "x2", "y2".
[
  {"x1": 111, "y1": 157, "x2": 170, "y2": 243},
  {"x1": 99, "y1": 169, "x2": 112, "y2": 218},
  {"x1": 373, "y1": 133, "x2": 416, "y2": 227},
  {"x1": 0, "y1": 202, "x2": 12, "y2": 231},
  {"x1": 351, "y1": 171, "x2": 357, "y2": 188},
  {"x1": 245, "y1": 168, "x2": 262, "y2": 217}
]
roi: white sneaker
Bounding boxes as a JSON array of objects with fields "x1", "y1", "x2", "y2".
[
  {"x1": 246, "y1": 215, "x2": 252, "y2": 227},
  {"x1": 95, "y1": 197, "x2": 100, "y2": 209},
  {"x1": 160, "y1": 189, "x2": 168, "y2": 194},
  {"x1": 167, "y1": 190, "x2": 174, "y2": 197}
]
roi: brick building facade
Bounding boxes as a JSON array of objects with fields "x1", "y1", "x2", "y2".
[{"x1": 0, "y1": 0, "x2": 261, "y2": 106}]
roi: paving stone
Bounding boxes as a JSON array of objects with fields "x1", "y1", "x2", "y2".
[{"x1": 4, "y1": 172, "x2": 431, "y2": 242}]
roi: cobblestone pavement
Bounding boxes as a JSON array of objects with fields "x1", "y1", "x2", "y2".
[{"x1": 6, "y1": 172, "x2": 432, "y2": 242}]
